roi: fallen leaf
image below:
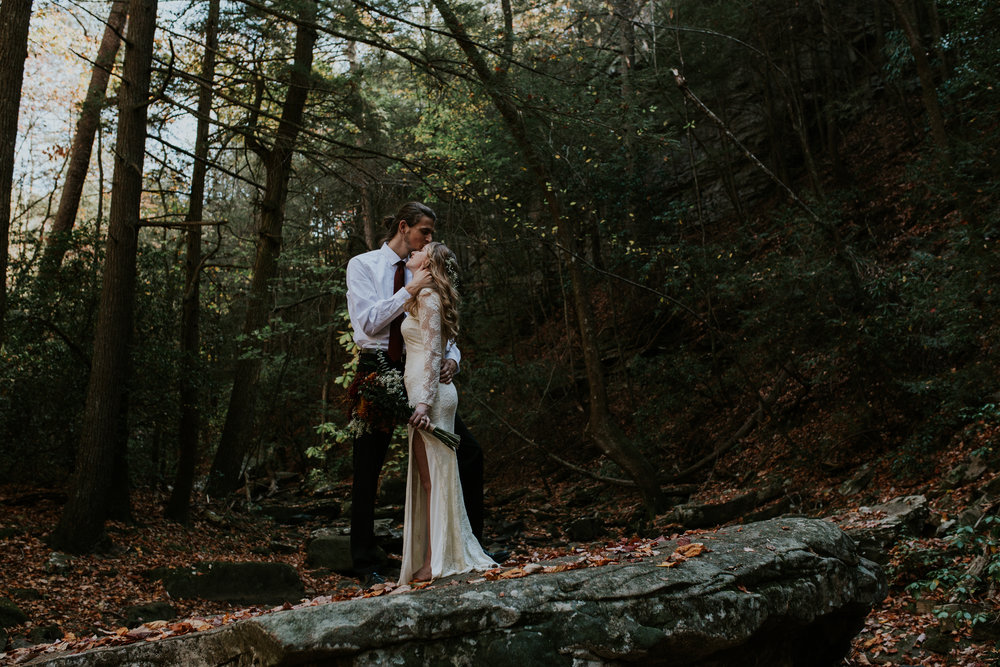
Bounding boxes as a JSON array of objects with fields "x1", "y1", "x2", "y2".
[{"x1": 676, "y1": 543, "x2": 708, "y2": 558}]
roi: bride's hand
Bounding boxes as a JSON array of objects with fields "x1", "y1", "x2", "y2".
[{"x1": 408, "y1": 403, "x2": 432, "y2": 429}]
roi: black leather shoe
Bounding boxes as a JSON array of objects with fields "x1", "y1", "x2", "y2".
[
  {"x1": 486, "y1": 549, "x2": 510, "y2": 564},
  {"x1": 361, "y1": 571, "x2": 386, "y2": 587}
]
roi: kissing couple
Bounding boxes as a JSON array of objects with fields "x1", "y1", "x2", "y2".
[{"x1": 345, "y1": 201, "x2": 500, "y2": 585}]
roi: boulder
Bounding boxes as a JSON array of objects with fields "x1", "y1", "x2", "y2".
[
  {"x1": 940, "y1": 460, "x2": 969, "y2": 489},
  {"x1": 258, "y1": 499, "x2": 341, "y2": 525},
  {"x1": 950, "y1": 474, "x2": 1000, "y2": 531},
  {"x1": 46, "y1": 552, "x2": 73, "y2": 574},
  {"x1": 373, "y1": 518, "x2": 403, "y2": 553},
  {"x1": 742, "y1": 497, "x2": 793, "y2": 524},
  {"x1": 32, "y1": 518, "x2": 885, "y2": 666},
  {"x1": 833, "y1": 495, "x2": 929, "y2": 563},
  {"x1": 305, "y1": 519, "x2": 399, "y2": 571},
  {"x1": 0, "y1": 598, "x2": 29, "y2": 628},
  {"x1": 154, "y1": 562, "x2": 304, "y2": 606},
  {"x1": 666, "y1": 481, "x2": 786, "y2": 529},
  {"x1": 268, "y1": 541, "x2": 298, "y2": 555},
  {"x1": 838, "y1": 465, "x2": 875, "y2": 497},
  {"x1": 10, "y1": 588, "x2": 42, "y2": 601},
  {"x1": 378, "y1": 475, "x2": 406, "y2": 506},
  {"x1": 28, "y1": 625, "x2": 62, "y2": 644},
  {"x1": 566, "y1": 516, "x2": 603, "y2": 542},
  {"x1": 123, "y1": 602, "x2": 176, "y2": 628},
  {"x1": 305, "y1": 534, "x2": 354, "y2": 573}
]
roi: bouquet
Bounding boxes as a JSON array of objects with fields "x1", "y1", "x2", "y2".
[
  {"x1": 345, "y1": 363, "x2": 410, "y2": 436},
  {"x1": 346, "y1": 354, "x2": 461, "y2": 450}
]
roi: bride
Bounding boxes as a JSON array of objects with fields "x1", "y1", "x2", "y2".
[{"x1": 398, "y1": 241, "x2": 496, "y2": 583}]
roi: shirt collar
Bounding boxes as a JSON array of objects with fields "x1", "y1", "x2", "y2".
[{"x1": 380, "y1": 242, "x2": 406, "y2": 265}]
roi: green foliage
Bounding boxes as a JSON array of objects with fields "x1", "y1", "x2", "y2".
[
  {"x1": 307, "y1": 309, "x2": 358, "y2": 479},
  {"x1": 1, "y1": 228, "x2": 100, "y2": 483},
  {"x1": 907, "y1": 515, "x2": 1000, "y2": 627}
]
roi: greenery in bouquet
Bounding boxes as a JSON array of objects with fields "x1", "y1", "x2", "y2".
[
  {"x1": 346, "y1": 362, "x2": 411, "y2": 436},
  {"x1": 427, "y1": 424, "x2": 460, "y2": 450}
]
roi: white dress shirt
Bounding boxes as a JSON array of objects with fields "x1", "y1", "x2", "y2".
[{"x1": 346, "y1": 243, "x2": 460, "y2": 366}]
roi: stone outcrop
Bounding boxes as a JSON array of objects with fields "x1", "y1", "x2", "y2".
[
  {"x1": 665, "y1": 482, "x2": 787, "y2": 529},
  {"x1": 258, "y1": 499, "x2": 341, "y2": 525},
  {"x1": 122, "y1": 602, "x2": 176, "y2": 629},
  {"x1": 30, "y1": 518, "x2": 885, "y2": 666},
  {"x1": 0, "y1": 598, "x2": 29, "y2": 629},
  {"x1": 941, "y1": 474, "x2": 1000, "y2": 535},
  {"x1": 832, "y1": 495, "x2": 930, "y2": 563},
  {"x1": 305, "y1": 518, "x2": 399, "y2": 572},
  {"x1": 150, "y1": 562, "x2": 304, "y2": 606},
  {"x1": 304, "y1": 533, "x2": 353, "y2": 572},
  {"x1": 0, "y1": 597, "x2": 29, "y2": 652}
]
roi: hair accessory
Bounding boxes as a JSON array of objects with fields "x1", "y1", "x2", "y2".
[{"x1": 445, "y1": 259, "x2": 460, "y2": 290}]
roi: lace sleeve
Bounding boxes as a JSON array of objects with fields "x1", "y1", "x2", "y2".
[{"x1": 414, "y1": 289, "x2": 443, "y2": 407}]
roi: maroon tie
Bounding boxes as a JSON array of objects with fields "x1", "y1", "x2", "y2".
[{"x1": 387, "y1": 260, "x2": 405, "y2": 362}]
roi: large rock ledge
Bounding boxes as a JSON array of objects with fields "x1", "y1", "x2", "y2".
[{"x1": 31, "y1": 518, "x2": 886, "y2": 666}]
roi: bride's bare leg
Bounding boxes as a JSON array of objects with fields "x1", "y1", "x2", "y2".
[{"x1": 412, "y1": 430, "x2": 433, "y2": 581}]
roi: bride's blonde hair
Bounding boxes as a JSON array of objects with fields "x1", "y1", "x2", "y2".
[{"x1": 406, "y1": 241, "x2": 460, "y2": 342}]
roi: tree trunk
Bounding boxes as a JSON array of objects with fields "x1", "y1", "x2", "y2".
[
  {"x1": 817, "y1": 0, "x2": 846, "y2": 183},
  {"x1": 613, "y1": 0, "x2": 637, "y2": 225},
  {"x1": 786, "y1": 34, "x2": 824, "y2": 198},
  {"x1": 207, "y1": 1, "x2": 317, "y2": 497},
  {"x1": 50, "y1": 0, "x2": 158, "y2": 554},
  {"x1": 359, "y1": 186, "x2": 376, "y2": 250},
  {"x1": 888, "y1": 0, "x2": 950, "y2": 161},
  {"x1": 431, "y1": 0, "x2": 663, "y2": 512},
  {"x1": 107, "y1": 392, "x2": 134, "y2": 522},
  {"x1": 925, "y1": 0, "x2": 950, "y2": 80},
  {"x1": 0, "y1": 0, "x2": 34, "y2": 346},
  {"x1": 345, "y1": 38, "x2": 377, "y2": 250},
  {"x1": 166, "y1": 0, "x2": 219, "y2": 523},
  {"x1": 34, "y1": 0, "x2": 128, "y2": 292}
]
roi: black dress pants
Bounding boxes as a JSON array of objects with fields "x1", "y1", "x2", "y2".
[
  {"x1": 454, "y1": 412, "x2": 484, "y2": 543},
  {"x1": 350, "y1": 425, "x2": 392, "y2": 575}
]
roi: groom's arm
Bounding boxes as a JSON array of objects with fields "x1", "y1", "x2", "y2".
[{"x1": 345, "y1": 257, "x2": 408, "y2": 337}]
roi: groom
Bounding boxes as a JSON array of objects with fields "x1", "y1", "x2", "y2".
[{"x1": 345, "y1": 201, "x2": 487, "y2": 583}]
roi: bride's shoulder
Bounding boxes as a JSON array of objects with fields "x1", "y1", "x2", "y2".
[{"x1": 416, "y1": 288, "x2": 441, "y2": 312}]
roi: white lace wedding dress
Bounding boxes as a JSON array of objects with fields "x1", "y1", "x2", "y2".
[{"x1": 398, "y1": 288, "x2": 496, "y2": 584}]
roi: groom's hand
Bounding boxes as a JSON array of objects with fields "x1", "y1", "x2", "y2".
[
  {"x1": 440, "y1": 359, "x2": 457, "y2": 384},
  {"x1": 406, "y1": 267, "x2": 432, "y2": 295}
]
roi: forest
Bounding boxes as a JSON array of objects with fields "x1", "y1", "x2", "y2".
[{"x1": 0, "y1": 0, "x2": 998, "y2": 663}]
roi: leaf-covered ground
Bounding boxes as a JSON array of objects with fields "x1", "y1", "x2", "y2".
[{"x1": 2, "y1": 445, "x2": 1000, "y2": 667}]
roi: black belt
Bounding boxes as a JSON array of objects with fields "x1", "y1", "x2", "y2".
[{"x1": 359, "y1": 349, "x2": 405, "y2": 362}]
